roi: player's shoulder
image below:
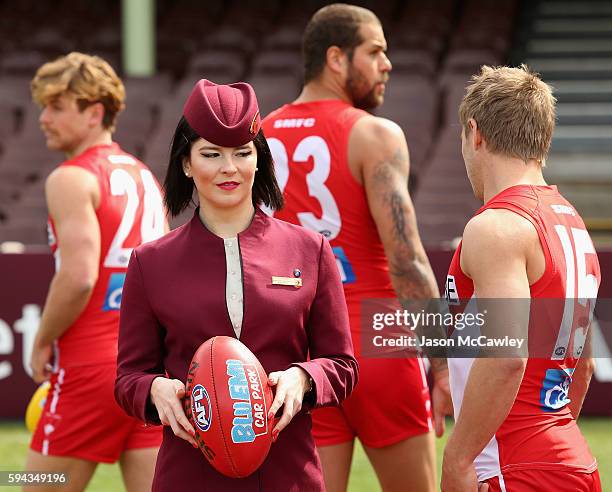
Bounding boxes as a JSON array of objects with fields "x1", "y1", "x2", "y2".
[
  {"x1": 351, "y1": 114, "x2": 404, "y2": 142},
  {"x1": 93, "y1": 144, "x2": 158, "y2": 183},
  {"x1": 133, "y1": 220, "x2": 188, "y2": 261},
  {"x1": 263, "y1": 104, "x2": 291, "y2": 123},
  {"x1": 265, "y1": 213, "x2": 323, "y2": 249},
  {"x1": 54, "y1": 143, "x2": 118, "y2": 178},
  {"x1": 463, "y1": 208, "x2": 537, "y2": 255},
  {"x1": 102, "y1": 144, "x2": 151, "y2": 171},
  {"x1": 265, "y1": 213, "x2": 322, "y2": 241},
  {"x1": 45, "y1": 163, "x2": 97, "y2": 194},
  {"x1": 349, "y1": 115, "x2": 409, "y2": 178},
  {"x1": 79, "y1": 142, "x2": 147, "y2": 170},
  {"x1": 350, "y1": 115, "x2": 407, "y2": 166},
  {"x1": 66, "y1": 143, "x2": 115, "y2": 170}
]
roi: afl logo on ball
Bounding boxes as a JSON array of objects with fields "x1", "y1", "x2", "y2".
[{"x1": 191, "y1": 384, "x2": 212, "y2": 432}]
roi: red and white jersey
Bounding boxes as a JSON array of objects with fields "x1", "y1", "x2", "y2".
[
  {"x1": 446, "y1": 185, "x2": 601, "y2": 482},
  {"x1": 263, "y1": 101, "x2": 395, "y2": 346},
  {"x1": 47, "y1": 143, "x2": 165, "y2": 367}
]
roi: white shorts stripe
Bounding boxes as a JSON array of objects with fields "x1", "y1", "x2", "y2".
[
  {"x1": 417, "y1": 354, "x2": 428, "y2": 388},
  {"x1": 417, "y1": 355, "x2": 433, "y2": 431},
  {"x1": 425, "y1": 398, "x2": 433, "y2": 431},
  {"x1": 43, "y1": 367, "x2": 65, "y2": 455},
  {"x1": 498, "y1": 472, "x2": 507, "y2": 492},
  {"x1": 49, "y1": 368, "x2": 65, "y2": 414}
]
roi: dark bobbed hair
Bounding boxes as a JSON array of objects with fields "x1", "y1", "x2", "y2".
[
  {"x1": 303, "y1": 3, "x2": 380, "y2": 84},
  {"x1": 163, "y1": 116, "x2": 284, "y2": 217}
]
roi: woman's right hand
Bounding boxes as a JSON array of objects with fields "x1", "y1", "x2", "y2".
[{"x1": 150, "y1": 377, "x2": 198, "y2": 448}]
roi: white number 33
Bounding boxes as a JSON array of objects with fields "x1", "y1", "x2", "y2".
[{"x1": 264, "y1": 136, "x2": 341, "y2": 240}]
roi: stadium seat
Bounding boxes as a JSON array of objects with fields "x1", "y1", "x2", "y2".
[
  {"x1": 186, "y1": 51, "x2": 247, "y2": 84},
  {"x1": 113, "y1": 99, "x2": 159, "y2": 158},
  {"x1": 1, "y1": 51, "x2": 47, "y2": 76},
  {"x1": 388, "y1": 49, "x2": 437, "y2": 78},
  {"x1": 247, "y1": 73, "x2": 301, "y2": 118},
  {"x1": 251, "y1": 51, "x2": 303, "y2": 78},
  {"x1": 0, "y1": 217, "x2": 48, "y2": 244},
  {"x1": 0, "y1": 76, "x2": 32, "y2": 105},
  {"x1": 124, "y1": 74, "x2": 172, "y2": 103},
  {"x1": 0, "y1": 101, "x2": 19, "y2": 147},
  {"x1": 26, "y1": 28, "x2": 71, "y2": 58},
  {"x1": 204, "y1": 27, "x2": 257, "y2": 56},
  {"x1": 262, "y1": 27, "x2": 304, "y2": 52}
]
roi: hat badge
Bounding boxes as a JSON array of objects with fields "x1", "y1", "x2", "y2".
[{"x1": 249, "y1": 111, "x2": 260, "y2": 135}]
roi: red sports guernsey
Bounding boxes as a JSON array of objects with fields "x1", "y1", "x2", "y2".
[
  {"x1": 263, "y1": 100, "x2": 433, "y2": 448},
  {"x1": 263, "y1": 100, "x2": 395, "y2": 350},
  {"x1": 446, "y1": 185, "x2": 601, "y2": 483},
  {"x1": 47, "y1": 143, "x2": 165, "y2": 367}
]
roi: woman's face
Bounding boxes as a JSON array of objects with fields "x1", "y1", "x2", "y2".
[{"x1": 184, "y1": 137, "x2": 257, "y2": 212}]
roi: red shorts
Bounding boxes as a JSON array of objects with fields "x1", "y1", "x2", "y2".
[
  {"x1": 312, "y1": 356, "x2": 432, "y2": 448},
  {"x1": 486, "y1": 469, "x2": 602, "y2": 492},
  {"x1": 31, "y1": 364, "x2": 162, "y2": 463}
]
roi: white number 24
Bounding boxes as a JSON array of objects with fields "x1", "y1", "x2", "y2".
[{"x1": 104, "y1": 168, "x2": 165, "y2": 268}]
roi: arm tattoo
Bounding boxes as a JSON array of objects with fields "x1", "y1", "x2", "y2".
[
  {"x1": 371, "y1": 147, "x2": 413, "y2": 254},
  {"x1": 371, "y1": 148, "x2": 405, "y2": 185},
  {"x1": 390, "y1": 191, "x2": 408, "y2": 245},
  {"x1": 370, "y1": 146, "x2": 438, "y2": 299}
]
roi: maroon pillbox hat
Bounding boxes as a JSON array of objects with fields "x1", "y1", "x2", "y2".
[{"x1": 182, "y1": 79, "x2": 261, "y2": 147}]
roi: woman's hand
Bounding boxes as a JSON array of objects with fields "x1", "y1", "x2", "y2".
[
  {"x1": 150, "y1": 377, "x2": 198, "y2": 448},
  {"x1": 267, "y1": 367, "x2": 312, "y2": 442}
]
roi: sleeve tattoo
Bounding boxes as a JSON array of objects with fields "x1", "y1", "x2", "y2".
[{"x1": 371, "y1": 147, "x2": 438, "y2": 300}]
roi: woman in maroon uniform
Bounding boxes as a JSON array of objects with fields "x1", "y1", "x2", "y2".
[{"x1": 114, "y1": 79, "x2": 358, "y2": 491}]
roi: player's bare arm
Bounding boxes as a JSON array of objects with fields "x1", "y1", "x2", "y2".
[
  {"x1": 442, "y1": 209, "x2": 537, "y2": 491},
  {"x1": 350, "y1": 115, "x2": 453, "y2": 436},
  {"x1": 31, "y1": 166, "x2": 101, "y2": 382},
  {"x1": 350, "y1": 116, "x2": 439, "y2": 301}
]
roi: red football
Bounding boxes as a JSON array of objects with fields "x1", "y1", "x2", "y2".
[{"x1": 184, "y1": 336, "x2": 273, "y2": 478}]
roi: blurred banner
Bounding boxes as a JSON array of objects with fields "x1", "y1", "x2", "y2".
[{"x1": 1, "y1": 250, "x2": 611, "y2": 419}]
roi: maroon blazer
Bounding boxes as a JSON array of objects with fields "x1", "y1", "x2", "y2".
[{"x1": 115, "y1": 209, "x2": 358, "y2": 491}]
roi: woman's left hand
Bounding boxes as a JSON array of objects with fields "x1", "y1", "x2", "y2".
[{"x1": 267, "y1": 367, "x2": 312, "y2": 442}]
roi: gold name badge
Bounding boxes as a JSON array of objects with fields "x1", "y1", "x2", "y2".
[{"x1": 272, "y1": 276, "x2": 302, "y2": 288}]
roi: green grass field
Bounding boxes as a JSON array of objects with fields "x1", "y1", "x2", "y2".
[{"x1": 0, "y1": 419, "x2": 610, "y2": 491}]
